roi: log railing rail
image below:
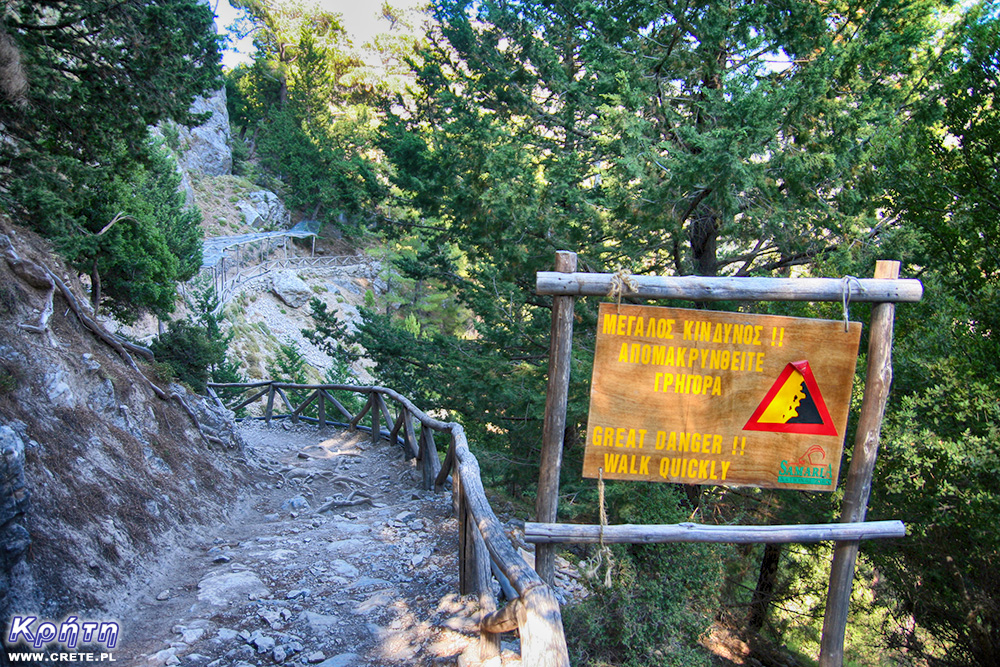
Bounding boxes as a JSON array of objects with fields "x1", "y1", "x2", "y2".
[{"x1": 207, "y1": 380, "x2": 570, "y2": 667}]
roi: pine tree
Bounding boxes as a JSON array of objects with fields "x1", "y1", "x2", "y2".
[{"x1": 0, "y1": 0, "x2": 220, "y2": 320}]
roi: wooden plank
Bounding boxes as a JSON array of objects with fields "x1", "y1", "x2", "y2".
[
  {"x1": 458, "y1": 477, "x2": 470, "y2": 595},
  {"x1": 584, "y1": 304, "x2": 862, "y2": 490},
  {"x1": 206, "y1": 386, "x2": 226, "y2": 412},
  {"x1": 375, "y1": 393, "x2": 394, "y2": 431},
  {"x1": 420, "y1": 427, "x2": 441, "y2": 491},
  {"x1": 536, "y1": 271, "x2": 923, "y2": 303},
  {"x1": 471, "y1": 513, "x2": 501, "y2": 660},
  {"x1": 231, "y1": 387, "x2": 270, "y2": 413},
  {"x1": 388, "y1": 408, "x2": 406, "y2": 444},
  {"x1": 274, "y1": 387, "x2": 295, "y2": 414},
  {"x1": 349, "y1": 394, "x2": 372, "y2": 428},
  {"x1": 454, "y1": 441, "x2": 550, "y2": 598},
  {"x1": 290, "y1": 390, "x2": 320, "y2": 422},
  {"x1": 491, "y1": 558, "x2": 517, "y2": 601},
  {"x1": 820, "y1": 261, "x2": 901, "y2": 667},
  {"x1": 481, "y1": 598, "x2": 522, "y2": 634},
  {"x1": 452, "y1": 464, "x2": 462, "y2": 535},
  {"x1": 517, "y1": 584, "x2": 571, "y2": 667},
  {"x1": 320, "y1": 390, "x2": 353, "y2": 421},
  {"x1": 523, "y1": 520, "x2": 906, "y2": 544},
  {"x1": 536, "y1": 251, "x2": 577, "y2": 586}
]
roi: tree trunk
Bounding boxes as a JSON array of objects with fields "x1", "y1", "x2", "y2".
[
  {"x1": 749, "y1": 543, "x2": 783, "y2": 632},
  {"x1": 690, "y1": 211, "x2": 719, "y2": 277}
]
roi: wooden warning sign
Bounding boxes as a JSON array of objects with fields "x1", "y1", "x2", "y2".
[{"x1": 583, "y1": 303, "x2": 862, "y2": 491}]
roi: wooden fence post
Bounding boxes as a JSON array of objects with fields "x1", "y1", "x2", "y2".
[
  {"x1": 536, "y1": 250, "x2": 577, "y2": 585},
  {"x1": 518, "y1": 585, "x2": 571, "y2": 667},
  {"x1": 458, "y1": 485, "x2": 471, "y2": 595},
  {"x1": 471, "y1": 518, "x2": 501, "y2": 660},
  {"x1": 420, "y1": 427, "x2": 441, "y2": 491},
  {"x1": 317, "y1": 391, "x2": 326, "y2": 429},
  {"x1": 371, "y1": 391, "x2": 380, "y2": 446},
  {"x1": 819, "y1": 261, "x2": 900, "y2": 666},
  {"x1": 265, "y1": 385, "x2": 275, "y2": 425}
]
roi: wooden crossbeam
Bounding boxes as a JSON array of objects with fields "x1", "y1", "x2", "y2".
[{"x1": 524, "y1": 520, "x2": 906, "y2": 545}]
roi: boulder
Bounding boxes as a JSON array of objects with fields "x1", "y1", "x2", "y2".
[
  {"x1": 197, "y1": 571, "x2": 270, "y2": 607},
  {"x1": 237, "y1": 191, "x2": 290, "y2": 229},
  {"x1": 272, "y1": 271, "x2": 312, "y2": 309}
]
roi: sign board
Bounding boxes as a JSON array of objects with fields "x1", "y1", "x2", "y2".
[{"x1": 583, "y1": 303, "x2": 862, "y2": 491}]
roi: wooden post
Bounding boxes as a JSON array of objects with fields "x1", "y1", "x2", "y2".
[
  {"x1": 265, "y1": 385, "x2": 275, "y2": 425},
  {"x1": 348, "y1": 394, "x2": 372, "y2": 428},
  {"x1": 371, "y1": 391, "x2": 380, "y2": 446},
  {"x1": 517, "y1": 585, "x2": 571, "y2": 667},
  {"x1": 317, "y1": 391, "x2": 326, "y2": 429},
  {"x1": 819, "y1": 260, "x2": 900, "y2": 667},
  {"x1": 452, "y1": 459, "x2": 462, "y2": 524},
  {"x1": 402, "y1": 412, "x2": 419, "y2": 459},
  {"x1": 475, "y1": 528, "x2": 501, "y2": 661},
  {"x1": 420, "y1": 427, "x2": 441, "y2": 491},
  {"x1": 535, "y1": 250, "x2": 577, "y2": 585},
  {"x1": 458, "y1": 485, "x2": 471, "y2": 594}
]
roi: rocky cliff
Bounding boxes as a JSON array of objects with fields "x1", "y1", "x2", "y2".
[{"x1": 0, "y1": 217, "x2": 249, "y2": 622}]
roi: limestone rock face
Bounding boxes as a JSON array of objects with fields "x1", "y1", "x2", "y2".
[
  {"x1": 237, "y1": 191, "x2": 290, "y2": 229},
  {"x1": 179, "y1": 88, "x2": 232, "y2": 177},
  {"x1": 272, "y1": 271, "x2": 313, "y2": 308},
  {"x1": 0, "y1": 424, "x2": 30, "y2": 609}
]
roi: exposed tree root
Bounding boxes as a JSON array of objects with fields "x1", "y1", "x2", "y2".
[{"x1": 3, "y1": 233, "x2": 218, "y2": 447}]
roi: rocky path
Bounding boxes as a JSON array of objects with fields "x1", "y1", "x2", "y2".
[{"x1": 115, "y1": 421, "x2": 524, "y2": 667}]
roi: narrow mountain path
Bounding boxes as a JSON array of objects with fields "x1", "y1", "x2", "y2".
[{"x1": 116, "y1": 421, "x2": 523, "y2": 667}]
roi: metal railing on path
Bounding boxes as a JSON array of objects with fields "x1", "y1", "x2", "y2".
[
  {"x1": 210, "y1": 255, "x2": 368, "y2": 313},
  {"x1": 207, "y1": 380, "x2": 571, "y2": 667}
]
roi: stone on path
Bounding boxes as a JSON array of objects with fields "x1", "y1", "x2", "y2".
[
  {"x1": 196, "y1": 570, "x2": 269, "y2": 607},
  {"x1": 314, "y1": 654, "x2": 362, "y2": 667}
]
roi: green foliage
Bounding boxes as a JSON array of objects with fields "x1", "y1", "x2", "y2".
[
  {"x1": 0, "y1": 0, "x2": 219, "y2": 320},
  {"x1": 870, "y1": 372, "x2": 1000, "y2": 666},
  {"x1": 563, "y1": 484, "x2": 725, "y2": 665},
  {"x1": 859, "y1": 7, "x2": 1000, "y2": 665},
  {"x1": 149, "y1": 319, "x2": 217, "y2": 393},
  {"x1": 21, "y1": 138, "x2": 204, "y2": 321},
  {"x1": 149, "y1": 286, "x2": 233, "y2": 393},
  {"x1": 0, "y1": 0, "x2": 221, "y2": 166},
  {"x1": 267, "y1": 341, "x2": 309, "y2": 385},
  {"x1": 358, "y1": 1, "x2": 1000, "y2": 664},
  {"x1": 0, "y1": 371, "x2": 17, "y2": 394},
  {"x1": 303, "y1": 298, "x2": 360, "y2": 367},
  {"x1": 224, "y1": 1, "x2": 387, "y2": 228}
]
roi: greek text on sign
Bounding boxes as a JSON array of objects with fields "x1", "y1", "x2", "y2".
[{"x1": 583, "y1": 303, "x2": 861, "y2": 491}]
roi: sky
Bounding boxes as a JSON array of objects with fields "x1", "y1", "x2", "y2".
[{"x1": 209, "y1": 0, "x2": 428, "y2": 69}]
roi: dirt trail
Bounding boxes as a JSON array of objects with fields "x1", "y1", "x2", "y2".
[{"x1": 115, "y1": 421, "x2": 522, "y2": 667}]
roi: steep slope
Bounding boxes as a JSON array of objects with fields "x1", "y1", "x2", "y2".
[{"x1": 0, "y1": 217, "x2": 249, "y2": 623}]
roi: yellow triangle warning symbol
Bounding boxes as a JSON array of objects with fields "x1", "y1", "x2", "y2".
[{"x1": 744, "y1": 360, "x2": 838, "y2": 436}]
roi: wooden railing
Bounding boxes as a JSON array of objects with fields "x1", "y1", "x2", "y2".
[{"x1": 207, "y1": 381, "x2": 570, "y2": 667}]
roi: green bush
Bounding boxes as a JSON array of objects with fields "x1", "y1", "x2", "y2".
[
  {"x1": 149, "y1": 285, "x2": 234, "y2": 393},
  {"x1": 563, "y1": 484, "x2": 725, "y2": 666},
  {"x1": 149, "y1": 319, "x2": 220, "y2": 393}
]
